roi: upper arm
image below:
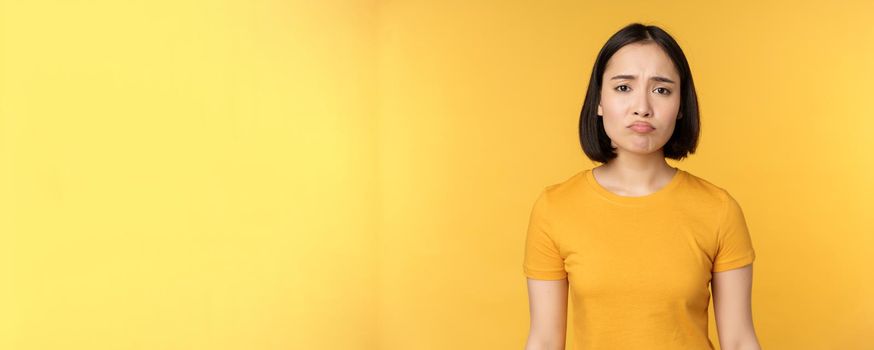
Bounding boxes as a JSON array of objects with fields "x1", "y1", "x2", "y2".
[
  {"x1": 523, "y1": 188, "x2": 569, "y2": 348},
  {"x1": 526, "y1": 278, "x2": 568, "y2": 347},
  {"x1": 712, "y1": 263, "x2": 760, "y2": 348}
]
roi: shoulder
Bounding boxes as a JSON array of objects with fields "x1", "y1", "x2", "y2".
[
  {"x1": 526, "y1": 169, "x2": 588, "y2": 218},
  {"x1": 678, "y1": 169, "x2": 735, "y2": 203},
  {"x1": 540, "y1": 169, "x2": 588, "y2": 202},
  {"x1": 678, "y1": 170, "x2": 751, "y2": 228}
]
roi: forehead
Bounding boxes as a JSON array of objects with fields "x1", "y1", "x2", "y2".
[{"x1": 604, "y1": 42, "x2": 679, "y2": 79}]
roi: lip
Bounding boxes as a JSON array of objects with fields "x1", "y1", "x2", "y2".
[{"x1": 628, "y1": 121, "x2": 655, "y2": 133}]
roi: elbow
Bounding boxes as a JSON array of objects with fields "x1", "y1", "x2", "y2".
[
  {"x1": 524, "y1": 335, "x2": 565, "y2": 350},
  {"x1": 524, "y1": 342, "x2": 564, "y2": 350},
  {"x1": 721, "y1": 341, "x2": 762, "y2": 350}
]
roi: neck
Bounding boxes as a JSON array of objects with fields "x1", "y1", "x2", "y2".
[{"x1": 597, "y1": 150, "x2": 676, "y2": 189}]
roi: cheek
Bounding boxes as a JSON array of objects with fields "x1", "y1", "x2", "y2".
[
  {"x1": 601, "y1": 115, "x2": 625, "y2": 136},
  {"x1": 599, "y1": 93, "x2": 624, "y2": 113},
  {"x1": 599, "y1": 105, "x2": 626, "y2": 129},
  {"x1": 655, "y1": 98, "x2": 681, "y2": 115},
  {"x1": 599, "y1": 98, "x2": 626, "y2": 124}
]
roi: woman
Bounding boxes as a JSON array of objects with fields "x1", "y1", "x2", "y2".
[{"x1": 523, "y1": 23, "x2": 761, "y2": 350}]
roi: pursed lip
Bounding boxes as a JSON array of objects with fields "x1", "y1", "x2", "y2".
[{"x1": 628, "y1": 121, "x2": 654, "y2": 129}]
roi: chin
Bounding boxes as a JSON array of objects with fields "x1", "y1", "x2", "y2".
[{"x1": 619, "y1": 144, "x2": 668, "y2": 155}]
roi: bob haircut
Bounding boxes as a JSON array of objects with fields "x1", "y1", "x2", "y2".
[{"x1": 579, "y1": 23, "x2": 700, "y2": 163}]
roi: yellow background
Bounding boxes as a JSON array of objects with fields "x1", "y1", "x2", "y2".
[{"x1": 1, "y1": 0, "x2": 872, "y2": 349}]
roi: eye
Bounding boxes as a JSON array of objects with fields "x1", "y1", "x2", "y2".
[
  {"x1": 655, "y1": 87, "x2": 672, "y2": 95},
  {"x1": 615, "y1": 85, "x2": 630, "y2": 92}
]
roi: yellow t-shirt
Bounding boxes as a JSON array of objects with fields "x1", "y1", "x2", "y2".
[{"x1": 523, "y1": 167, "x2": 756, "y2": 350}]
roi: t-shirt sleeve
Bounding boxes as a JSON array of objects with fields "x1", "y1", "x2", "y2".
[
  {"x1": 522, "y1": 188, "x2": 568, "y2": 280},
  {"x1": 712, "y1": 191, "x2": 757, "y2": 272}
]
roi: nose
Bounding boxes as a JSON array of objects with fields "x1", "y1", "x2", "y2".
[{"x1": 632, "y1": 92, "x2": 653, "y2": 117}]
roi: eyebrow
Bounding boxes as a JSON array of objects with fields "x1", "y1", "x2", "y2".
[{"x1": 609, "y1": 74, "x2": 677, "y2": 84}]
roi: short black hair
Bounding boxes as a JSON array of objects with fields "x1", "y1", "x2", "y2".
[{"x1": 579, "y1": 23, "x2": 700, "y2": 163}]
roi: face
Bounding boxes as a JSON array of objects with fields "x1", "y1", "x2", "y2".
[{"x1": 597, "y1": 42, "x2": 681, "y2": 156}]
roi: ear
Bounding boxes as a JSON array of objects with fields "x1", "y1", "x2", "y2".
[{"x1": 597, "y1": 104, "x2": 603, "y2": 116}]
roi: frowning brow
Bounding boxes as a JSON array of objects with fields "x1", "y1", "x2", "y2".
[{"x1": 610, "y1": 74, "x2": 677, "y2": 84}]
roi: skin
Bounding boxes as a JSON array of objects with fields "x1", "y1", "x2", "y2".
[
  {"x1": 594, "y1": 41, "x2": 681, "y2": 194},
  {"x1": 526, "y1": 42, "x2": 761, "y2": 350}
]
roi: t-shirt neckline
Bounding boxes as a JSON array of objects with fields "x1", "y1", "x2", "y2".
[{"x1": 584, "y1": 167, "x2": 686, "y2": 206}]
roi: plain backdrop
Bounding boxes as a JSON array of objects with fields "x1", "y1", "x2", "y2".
[{"x1": 1, "y1": 0, "x2": 872, "y2": 349}]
